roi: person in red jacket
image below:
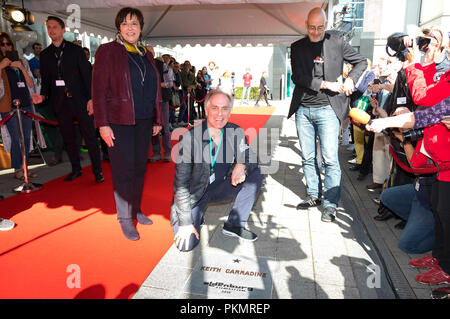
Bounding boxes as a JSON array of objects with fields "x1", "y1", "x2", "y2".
[
  {"x1": 394, "y1": 35, "x2": 450, "y2": 287},
  {"x1": 92, "y1": 7, "x2": 162, "y2": 241}
]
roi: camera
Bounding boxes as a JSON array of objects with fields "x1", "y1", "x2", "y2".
[
  {"x1": 402, "y1": 128, "x2": 424, "y2": 142},
  {"x1": 386, "y1": 32, "x2": 411, "y2": 62},
  {"x1": 416, "y1": 36, "x2": 432, "y2": 53},
  {"x1": 5, "y1": 50, "x2": 19, "y2": 62}
]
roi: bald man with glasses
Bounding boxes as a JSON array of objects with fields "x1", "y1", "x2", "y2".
[{"x1": 288, "y1": 7, "x2": 367, "y2": 222}]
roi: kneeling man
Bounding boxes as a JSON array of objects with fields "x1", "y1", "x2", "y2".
[{"x1": 171, "y1": 90, "x2": 264, "y2": 251}]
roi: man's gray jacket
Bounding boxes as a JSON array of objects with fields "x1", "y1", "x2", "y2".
[
  {"x1": 170, "y1": 120, "x2": 259, "y2": 226},
  {"x1": 288, "y1": 31, "x2": 368, "y2": 122}
]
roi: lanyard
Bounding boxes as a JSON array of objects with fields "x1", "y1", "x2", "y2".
[
  {"x1": 207, "y1": 124, "x2": 224, "y2": 173},
  {"x1": 13, "y1": 68, "x2": 21, "y2": 81},
  {"x1": 54, "y1": 42, "x2": 65, "y2": 79}
]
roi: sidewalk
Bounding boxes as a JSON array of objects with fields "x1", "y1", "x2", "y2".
[
  {"x1": 132, "y1": 101, "x2": 434, "y2": 299},
  {"x1": 0, "y1": 100, "x2": 438, "y2": 299}
]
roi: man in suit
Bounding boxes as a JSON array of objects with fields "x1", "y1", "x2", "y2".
[
  {"x1": 36, "y1": 16, "x2": 103, "y2": 182},
  {"x1": 288, "y1": 8, "x2": 367, "y2": 222}
]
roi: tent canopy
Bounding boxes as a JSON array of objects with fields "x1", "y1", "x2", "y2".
[{"x1": 26, "y1": 0, "x2": 334, "y2": 46}]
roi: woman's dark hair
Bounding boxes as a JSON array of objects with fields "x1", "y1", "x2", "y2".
[
  {"x1": 0, "y1": 32, "x2": 15, "y2": 58},
  {"x1": 46, "y1": 16, "x2": 65, "y2": 29},
  {"x1": 115, "y1": 7, "x2": 144, "y2": 31}
]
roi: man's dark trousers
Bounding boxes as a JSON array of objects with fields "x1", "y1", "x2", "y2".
[
  {"x1": 108, "y1": 119, "x2": 153, "y2": 220},
  {"x1": 55, "y1": 96, "x2": 101, "y2": 175},
  {"x1": 173, "y1": 167, "x2": 264, "y2": 252}
]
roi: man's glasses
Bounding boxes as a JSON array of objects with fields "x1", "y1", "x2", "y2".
[
  {"x1": 0, "y1": 42, "x2": 12, "y2": 47},
  {"x1": 307, "y1": 25, "x2": 325, "y2": 32}
]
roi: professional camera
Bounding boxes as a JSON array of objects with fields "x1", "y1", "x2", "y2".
[
  {"x1": 416, "y1": 36, "x2": 432, "y2": 53},
  {"x1": 402, "y1": 128, "x2": 424, "y2": 142},
  {"x1": 386, "y1": 32, "x2": 411, "y2": 62}
]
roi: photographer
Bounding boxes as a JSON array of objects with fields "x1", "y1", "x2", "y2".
[
  {"x1": 365, "y1": 70, "x2": 396, "y2": 194},
  {"x1": 367, "y1": 33, "x2": 450, "y2": 285}
]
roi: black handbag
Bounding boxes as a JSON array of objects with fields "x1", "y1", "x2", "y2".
[
  {"x1": 170, "y1": 88, "x2": 180, "y2": 106},
  {"x1": 162, "y1": 87, "x2": 172, "y2": 103}
]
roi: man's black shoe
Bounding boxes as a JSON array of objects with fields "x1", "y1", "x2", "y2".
[
  {"x1": 374, "y1": 209, "x2": 394, "y2": 221},
  {"x1": 222, "y1": 223, "x2": 258, "y2": 241},
  {"x1": 95, "y1": 173, "x2": 105, "y2": 183},
  {"x1": 349, "y1": 165, "x2": 361, "y2": 171},
  {"x1": 357, "y1": 172, "x2": 368, "y2": 181},
  {"x1": 395, "y1": 220, "x2": 406, "y2": 229},
  {"x1": 296, "y1": 196, "x2": 321, "y2": 210},
  {"x1": 64, "y1": 171, "x2": 82, "y2": 182}
]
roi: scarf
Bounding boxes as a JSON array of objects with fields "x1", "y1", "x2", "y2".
[{"x1": 116, "y1": 33, "x2": 147, "y2": 56}]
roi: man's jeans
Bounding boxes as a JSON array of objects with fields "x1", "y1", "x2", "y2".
[
  {"x1": 295, "y1": 105, "x2": 341, "y2": 208},
  {"x1": 241, "y1": 86, "x2": 251, "y2": 103},
  {"x1": 381, "y1": 184, "x2": 434, "y2": 254}
]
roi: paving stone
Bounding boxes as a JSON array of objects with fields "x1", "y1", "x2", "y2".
[
  {"x1": 314, "y1": 262, "x2": 357, "y2": 288},
  {"x1": 413, "y1": 288, "x2": 432, "y2": 299},
  {"x1": 316, "y1": 284, "x2": 360, "y2": 299},
  {"x1": 133, "y1": 286, "x2": 180, "y2": 299},
  {"x1": 184, "y1": 251, "x2": 274, "y2": 299},
  {"x1": 272, "y1": 280, "x2": 316, "y2": 299},
  {"x1": 141, "y1": 264, "x2": 193, "y2": 291}
]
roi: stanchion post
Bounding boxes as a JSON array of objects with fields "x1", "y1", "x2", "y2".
[
  {"x1": 12, "y1": 99, "x2": 42, "y2": 194},
  {"x1": 187, "y1": 92, "x2": 191, "y2": 126}
]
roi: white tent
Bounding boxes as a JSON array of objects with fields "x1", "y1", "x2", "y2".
[{"x1": 26, "y1": 0, "x2": 335, "y2": 47}]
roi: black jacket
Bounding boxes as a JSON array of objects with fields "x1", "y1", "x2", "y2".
[
  {"x1": 40, "y1": 40, "x2": 92, "y2": 111},
  {"x1": 170, "y1": 120, "x2": 259, "y2": 226},
  {"x1": 288, "y1": 31, "x2": 367, "y2": 122}
]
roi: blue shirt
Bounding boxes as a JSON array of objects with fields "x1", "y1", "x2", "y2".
[
  {"x1": 205, "y1": 73, "x2": 211, "y2": 90},
  {"x1": 128, "y1": 52, "x2": 157, "y2": 120},
  {"x1": 206, "y1": 130, "x2": 232, "y2": 191},
  {"x1": 28, "y1": 57, "x2": 40, "y2": 78}
]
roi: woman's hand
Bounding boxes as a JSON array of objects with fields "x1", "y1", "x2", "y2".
[
  {"x1": 10, "y1": 60, "x2": 24, "y2": 70},
  {"x1": 0, "y1": 58, "x2": 11, "y2": 70},
  {"x1": 100, "y1": 126, "x2": 115, "y2": 147},
  {"x1": 393, "y1": 107, "x2": 411, "y2": 116},
  {"x1": 442, "y1": 118, "x2": 450, "y2": 130},
  {"x1": 32, "y1": 94, "x2": 44, "y2": 104},
  {"x1": 365, "y1": 118, "x2": 387, "y2": 133},
  {"x1": 152, "y1": 125, "x2": 162, "y2": 136},
  {"x1": 392, "y1": 129, "x2": 404, "y2": 142}
]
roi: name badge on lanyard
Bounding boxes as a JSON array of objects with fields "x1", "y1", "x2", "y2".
[
  {"x1": 397, "y1": 97, "x2": 407, "y2": 105},
  {"x1": 56, "y1": 80, "x2": 65, "y2": 87},
  {"x1": 17, "y1": 82, "x2": 26, "y2": 88},
  {"x1": 209, "y1": 172, "x2": 216, "y2": 184}
]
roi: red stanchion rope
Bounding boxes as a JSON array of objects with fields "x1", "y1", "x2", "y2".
[
  {"x1": 169, "y1": 93, "x2": 189, "y2": 110},
  {"x1": 191, "y1": 95, "x2": 207, "y2": 103},
  {"x1": 20, "y1": 110, "x2": 61, "y2": 125},
  {"x1": 0, "y1": 112, "x2": 14, "y2": 126}
]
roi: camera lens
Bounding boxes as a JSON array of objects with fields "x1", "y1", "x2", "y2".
[
  {"x1": 402, "y1": 128, "x2": 424, "y2": 142},
  {"x1": 416, "y1": 36, "x2": 431, "y2": 53}
]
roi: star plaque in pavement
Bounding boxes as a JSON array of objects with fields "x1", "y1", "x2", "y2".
[{"x1": 233, "y1": 258, "x2": 241, "y2": 263}]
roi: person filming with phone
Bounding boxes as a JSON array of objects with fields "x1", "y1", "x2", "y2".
[{"x1": 0, "y1": 32, "x2": 41, "y2": 181}]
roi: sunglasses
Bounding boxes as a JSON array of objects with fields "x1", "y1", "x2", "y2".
[{"x1": 0, "y1": 42, "x2": 12, "y2": 47}]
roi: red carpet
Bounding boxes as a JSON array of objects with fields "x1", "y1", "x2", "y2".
[{"x1": 0, "y1": 113, "x2": 272, "y2": 299}]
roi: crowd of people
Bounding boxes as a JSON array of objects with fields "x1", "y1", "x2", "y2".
[
  {"x1": 289, "y1": 7, "x2": 450, "y2": 296},
  {"x1": 0, "y1": 6, "x2": 448, "y2": 298}
]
